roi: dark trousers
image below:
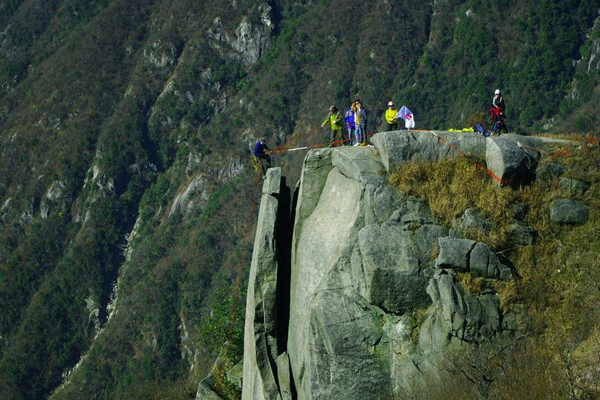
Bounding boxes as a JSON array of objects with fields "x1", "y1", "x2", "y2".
[
  {"x1": 257, "y1": 154, "x2": 271, "y2": 174},
  {"x1": 387, "y1": 122, "x2": 398, "y2": 131},
  {"x1": 330, "y1": 128, "x2": 343, "y2": 146}
]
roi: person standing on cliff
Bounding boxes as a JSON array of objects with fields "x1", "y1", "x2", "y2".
[
  {"x1": 322, "y1": 106, "x2": 344, "y2": 146},
  {"x1": 385, "y1": 101, "x2": 399, "y2": 131},
  {"x1": 490, "y1": 89, "x2": 508, "y2": 134},
  {"x1": 354, "y1": 100, "x2": 367, "y2": 146},
  {"x1": 345, "y1": 102, "x2": 356, "y2": 146}
]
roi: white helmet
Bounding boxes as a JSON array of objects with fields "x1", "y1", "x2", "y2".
[{"x1": 494, "y1": 89, "x2": 501, "y2": 95}]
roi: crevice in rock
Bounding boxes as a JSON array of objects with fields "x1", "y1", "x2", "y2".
[
  {"x1": 465, "y1": 241, "x2": 478, "y2": 274},
  {"x1": 274, "y1": 176, "x2": 294, "y2": 354}
]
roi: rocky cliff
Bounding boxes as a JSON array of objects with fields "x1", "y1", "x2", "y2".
[{"x1": 240, "y1": 130, "x2": 572, "y2": 399}]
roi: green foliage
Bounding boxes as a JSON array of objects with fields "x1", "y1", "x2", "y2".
[
  {"x1": 2, "y1": 0, "x2": 600, "y2": 398},
  {"x1": 198, "y1": 281, "x2": 246, "y2": 364}
]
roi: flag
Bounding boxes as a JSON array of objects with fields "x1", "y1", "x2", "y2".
[{"x1": 395, "y1": 106, "x2": 415, "y2": 129}]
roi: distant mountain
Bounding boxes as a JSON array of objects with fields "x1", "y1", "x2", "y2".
[{"x1": 0, "y1": 1, "x2": 599, "y2": 399}]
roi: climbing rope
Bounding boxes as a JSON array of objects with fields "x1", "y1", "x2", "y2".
[
  {"x1": 271, "y1": 125, "x2": 323, "y2": 152},
  {"x1": 212, "y1": 129, "x2": 596, "y2": 398}
]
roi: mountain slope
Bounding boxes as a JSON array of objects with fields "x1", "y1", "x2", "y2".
[{"x1": 0, "y1": 1, "x2": 599, "y2": 399}]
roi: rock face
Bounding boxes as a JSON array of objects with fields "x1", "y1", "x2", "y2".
[
  {"x1": 242, "y1": 168, "x2": 293, "y2": 400},
  {"x1": 550, "y1": 199, "x2": 590, "y2": 225},
  {"x1": 372, "y1": 131, "x2": 486, "y2": 172},
  {"x1": 486, "y1": 136, "x2": 538, "y2": 186},
  {"x1": 241, "y1": 131, "x2": 546, "y2": 400}
]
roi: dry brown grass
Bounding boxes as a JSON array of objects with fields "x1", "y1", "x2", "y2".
[
  {"x1": 389, "y1": 139, "x2": 600, "y2": 397},
  {"x1": 457, "y1": 272, "x2": 485, "y2": 295}
]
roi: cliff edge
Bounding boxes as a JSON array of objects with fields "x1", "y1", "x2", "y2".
[{"x1": 240, "y1": 131, "x2": 567, "y2": 399}]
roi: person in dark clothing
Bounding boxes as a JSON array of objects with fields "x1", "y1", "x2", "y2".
[
  {"x1": 490, "y1": 89, "x2": 508, "y2": 134},
  {"x1": 253, "y1": 138, "x2": 271, "y2": 174},
  {"x1": 354, "y1": 99, "x2": 367, "y2": 145}
]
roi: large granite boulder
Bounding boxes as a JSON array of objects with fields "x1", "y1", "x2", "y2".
[
  {"x1": 288, "y1": 164, "x2": 366, "y2": 400},
  {"x1": 242, "y1": 168, "x2": 291, "y2": 400},
  {"x1": 550, "y1": 199, "x2": 590, "y2": 225},
  {"x1": 486, "y1": 136, "x2": 538, "y2": 186},
  {"x1": 358, "y1": 222, "x2": 433, "y2": 314},
  {"x1": 423, "y1": 270, "x2": 502, "y2": 345},
  {"x1": 436, "y1": 237, "x2": 511, "y2": 280},
  {"x1": 304, "y1": 267, "x2": 391, "y2": 400},
  {"x1": 372, "y1": 131, "x2": 486, "y2": 171},
  {"x1": 241, "y1": 133, "x2": 527, "y2": 400}
]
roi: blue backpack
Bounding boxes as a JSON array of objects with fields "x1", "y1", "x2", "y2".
[{"x1": 474, "y1": 123, "x2": 490, "y2": 137}]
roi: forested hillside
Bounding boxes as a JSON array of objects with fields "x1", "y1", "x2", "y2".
[{"x1": 0, "y1": 0, "x2": 599, "y2": 399}]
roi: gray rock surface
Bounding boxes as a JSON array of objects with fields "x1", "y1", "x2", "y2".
[
  {"x1": 196, "y1": 378, "x2": 225, "y2": 400},
  {"x1": 306, "y1": 272, "x2": 391, "y2": 400},
  {"x1": 242, "y1": 168, "x2": 287, "y2": 400},
  {"x1": 40, "y1": 181, "x2": 72, "y2": 219},
  {"x1": 227, "y1": 362, "x2": 244, "y2": 391},
  {"x1": 288, "y1": 165, "x2": 365, "y2": 400},
  {"x1": 242, "y1": 132, "x2": 524, "y2": 400},
  {"x1": 550, "y1": 199, "x2": 590, "y2": 225},
  {"x1": 170, "y1": 174, "x2": 208, "y2": 215},
  {"x1": 372, "y1": 131, "x2": 486, "y2": 172},
  {"x1": 276, "y1": 353, "x2": 293, "y2": 400},
  {"x1": 453, "y1": 208, "x2": 492, "y2": 234},
  {"x1": 331, "y1": 146, "x2": 385, "y2": 185},
  {"x1": 358, "y1": 222, "x2": 431, "y2": 314},
  {"x1": 558, "y1": 177, "x2": 590, "y2": 195},
  {"x1": 424, "y1": 271, "x2": 501, "y2": 344},
  {"x1": 435, "y1": 237, "x2": 476, "y2": 272},
  {"x1": 436, "y1": 237, "x2": 511, "y2": 280},
  {"x1": 486, "y1": 136, "x2": 538, "y2": 186},
  {"x1": 510, "y1": 221, "x2": 536, "y2": 245},
  {"x1": 232, "y1": 4, "x2": 274, "y2": 65},
  {"x1": 536, "y1": 163, "x2": 564, "y2": 185}
]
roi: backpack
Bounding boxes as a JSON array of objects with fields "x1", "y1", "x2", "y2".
[{"x1": 474, "y1": 123, "x2": 490, "y2": 137}]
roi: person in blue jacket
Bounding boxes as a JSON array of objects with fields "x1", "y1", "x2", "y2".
[
  {"x1": 345, "y1": 102, "x2": 356, "y2": 146},
  {"x1": 253, "y1": 138, "x2": 271, "y2": 174}
]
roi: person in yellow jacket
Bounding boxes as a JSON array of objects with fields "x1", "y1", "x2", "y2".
[
  {"x1": 385, "y1": 101, "x2": 399, "y2": 131},
  {"x1": 322, "y1": 105, "x2": 344, "y2": 146}
]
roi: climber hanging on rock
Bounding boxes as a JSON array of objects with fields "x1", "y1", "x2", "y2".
[
  {"x1": 253, "y1": 137, "x2": 271, "y2": 175},
  {"x1": 322, "y1": 105, "x2": 344, "y2": 146}
]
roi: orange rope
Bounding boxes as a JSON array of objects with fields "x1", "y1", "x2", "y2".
[
  {"x1": 430, "y1": 131, "x2": 522, "y2": 185},
  {"x1": 271, "y1": 125, "x2": 323, "y2": 152}
]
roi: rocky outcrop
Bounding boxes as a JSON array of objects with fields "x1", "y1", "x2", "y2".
[
  {"x1": 170, "y1": 175, "x2": 209, "y2": 216},
  {"x1": 242, "y1": 168, "x2": 293, "y2": 400},
  {"x1": 208, "y1": 4, "x2": 274, "y2": 66},
  {"x1": 372, "y1": 130, "x2": 486, "y2": 172},
  {"x1": 40, "y1": 181, "x2": 72, "y2": 219},
  {"x1": 436, "y1": 238, "x2": 512, "y2": 280},
  {"x1": 242, "y1": 131, "x2": 552, "y2": 399},
  {"x1": 372, "y1": 131, "x2": 562, "y2": 188},
  {"x1": 550, "y1": 199, "x2": 590, "y2": 225},
  {"x1": 485, "y1": 136, "x2": 539, "y2": 186}
]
